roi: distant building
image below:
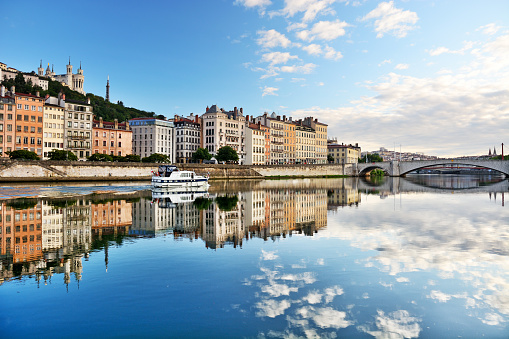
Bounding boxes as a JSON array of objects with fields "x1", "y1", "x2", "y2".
[
  {"x1": 245, "y1": 122, "x2": 265, "y2": 165},
  {"x1": 92, "y1": 117, "x2": 132, "y2": 157},
  {"x1": 129, "y1": 117, "x2": 175, "y2": 162},
  {"x1": 65, "y1": 97, "x2": 93, "y2": 160},
  {"x1": 0, "y1": 85, "x2": 16, "y2": 157},
  {"x1": 38, "y1": 59, "x2": 85, "y2": 95},
  {"x1": 328, "y1": 143, "x2": 361, "y2": 164},
  {"x1": 43, "y1": 95, "x2": 65, "y2": 159},
  {"x1": 1, "y1": 62, "x2": 48, "y2": 90},
  {"x1": 202, "y1": 105, "x2": 246, "y2": 164},
  {"x1": 174, "y1": 114, "x2": 201, "y2": 163}
]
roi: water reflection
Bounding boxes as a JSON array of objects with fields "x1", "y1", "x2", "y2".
[{"x1": 0, "y1": 176, "x2": 507, "y2": 337}]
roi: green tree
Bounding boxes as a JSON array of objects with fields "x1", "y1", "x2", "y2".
[
  {"x1": 216, "y1": 146, "x2": 239, "y2": 163},
  {"x1": 7, "y1": 150, "x2": 39, "y2": 160},
  {"x1": 327, "y1": 154, "x2": 334, "y2": 163},
  {"x1": 142, "y1": 153, "x2": 171, "y2": 163},
  {"x1": 192, "y1": 148, "x2": 212, "y2": 163},
  {"x1": 193, "y1": 197, "x2": 213, "y2": 210},
  {"x1": 123, "y1": 154, "x2": 141, "y2": 162},
  {"x1": 47, "y1": 150, "x2": 77, "y2": 161},
  {"x1": 359, "y1": 153, "x2": 383, "y2": 163},
  {"x1": 88, "y1": 153, "x2": 113, "y2": 162},
  {"x1": 215, "y1": 195, "x2": 239, "y2": 211}
]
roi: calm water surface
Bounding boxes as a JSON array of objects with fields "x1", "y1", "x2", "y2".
[{"x1": 1, "y1": 176, "x2": 508, "y2": 338}]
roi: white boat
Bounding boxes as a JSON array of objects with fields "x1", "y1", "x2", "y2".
[
  {"x1": 151, "y1": 186, "x2": 210, "y2": 208},
  {"x1": 151, "y1": 165, "x2": 209, "y2": 188}
]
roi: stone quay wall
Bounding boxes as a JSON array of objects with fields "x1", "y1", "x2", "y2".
[{"x1": 0, "y1": 160, "x2": 354, "y2": 182}]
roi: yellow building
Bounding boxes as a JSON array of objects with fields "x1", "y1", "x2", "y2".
[
  {"x1": 302, "y1": 117, "x2": 328, "y2": 164},
  {"x1": 328, "y1": 143, "x2": 361, "y2": 164},
  {"x1": 295, "y1": 123, "x2": 316, "y2": 164},
  {"x1": 43, "y1": 96, "x2": 65, "y2": 159}
]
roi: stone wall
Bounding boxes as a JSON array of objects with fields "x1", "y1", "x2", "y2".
[{"x1": 0, "y1": 160, "x2": 351, "y2": 182}]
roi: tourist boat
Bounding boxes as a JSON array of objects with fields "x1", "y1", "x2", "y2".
[
  {"x1": 151, "y1": 165, "x2": 209, "y2": 188},
  {"x1": 151, "y1": 186, "x2": 210, "y2": 208}
]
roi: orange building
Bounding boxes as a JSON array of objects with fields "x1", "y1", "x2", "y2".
[
  {"x1": 14, "y1": 91, "x2": 44, "y2": 156},
  {"x1": 0, "y1": 85, "x2": 16, "y2": 157},
  {"x1": 0, "y1": 201, "x2": 43, "y2": 263},
  {"x1": 91, "y1": 200, "x2": 132, "y2": 236},
  {"x1": 92, "y1": 118, "x2": 132, "y2": 156}
]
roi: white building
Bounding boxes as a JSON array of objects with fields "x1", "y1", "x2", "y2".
[
  {"x1": 38, "y1": 59, "x2": 85, "y2": 95},
  {"x1": 202, "y1": 105, "x2": 246, "y2": 164},
  {"x1": 43, "y1": 95, "x2": 65, "y2": 159},
  {"x1": 65, "y1": 97, "x2": 93, "y2": 160},
  {"x1": 0, "y1": 62, "x2": 48, "y2": 90},
  {"x1": 245, "y1": 122, "x2": 266, "y2": 165},
  {"x1": 129, "y1": 117, "x2": 175, "y2": 162},
  {"x1": 174, "y1": 114, "x2": 201, "y2": 163}
]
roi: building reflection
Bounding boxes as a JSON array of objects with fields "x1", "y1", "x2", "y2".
[{"x1": 0, "y1": 182, "x2": 361, "y2": 282}]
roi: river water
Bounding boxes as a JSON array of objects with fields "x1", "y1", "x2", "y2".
[{"x1": 0, "y1": 175, "x2": 508, "y2": 338}]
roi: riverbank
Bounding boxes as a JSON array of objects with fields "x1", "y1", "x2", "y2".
[{"x1": 0, "y1": 160, "x2": 356, "y2": 182}]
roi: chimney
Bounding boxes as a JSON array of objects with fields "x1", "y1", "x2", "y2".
[
  {"x1": 87, "y1": 97, "x2": 90, "y2": 105},
  {"x1": 195, "y1": 115, "x2": 199, "y2": 123},
  {"x1": 99, "y1": 117, "x2": 103, "y2": 128},
  {"x1": 315, "y1": 118, "x2": 318, "y2": 123},
  {"x1": 62, "y1": 94, "x2": 66, "y2": 100},
  {"x1": 36, "y1": 91, "x2": 40, "y2": 97},
  {"x1": 10, "y1": 86, "x2": 15, "y2": 94},
  {"x1": 277, "y1": 115, "x2": 280, "y2": 121},
  {"x1": 114, "y1": 118, "x2": 118, "y2": 129},
  {"x1": 234, "y1": 107, "x2": 238, "y2": 115},
  {"x1": 126, "y1": 120, "x2": 130, "y2": 131},
  {"x1": 0, "y1": 85, "x2": 4, "y2": 97},
  {"x1": 45, "y1": 94, "x2": 49, "y2": 99},
  {"x1": 246, "y1": 115, "x2": 249, "y2": 122},
  {"x1": 283, "y1": 115, "x2": 286, "y2": 121}
]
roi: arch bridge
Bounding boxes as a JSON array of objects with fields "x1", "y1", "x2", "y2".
[{"x1": 357, "y1": 159, "x2": 509, "y2": 177}]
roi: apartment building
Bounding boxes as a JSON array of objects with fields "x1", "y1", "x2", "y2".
[
  {"x1": 254, "y1": 112, "x2": 285, "y2": 165},
  {"x1": 65, "y1": 98, "x2": 93, "y2": 160},
  {"x1": 129, "y1": 117, "x2": 175, "y2": 162},
  {"x1": 15, "y1": 91, "x2": 44, "y2": 156},
  {"x1": 174, "y1": 114, "x2": 201, "y2": 163},
  {"x1": 42, "y1": 95, "x2": 65, "y2": 159},
  {"x1": 202, "y1": 105, "x2": 246, "y2": 164},
  {"x1": 301, "y1": 117, "x2": 328, "y2": 164},
  {"x1": 92, "y1": 117, "x2": 132, "y2": 157},
  {"x1": 294, "y1": 122, "x2": 316, "y2": 164},
  {"x1": 327, "y1": 143, "x2": 361, "y2": 164},
  {"x1": 0, "y1": 85, "x2": 15, "y2": 157},
  {"x1": 245, "y1": 122, "x2": 266, "y2": 165}
]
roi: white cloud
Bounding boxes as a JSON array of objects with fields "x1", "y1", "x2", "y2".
[
  {"x1": 363, "y1": 310, "x2": 421, "y2": 339},
  {"x1": 297, "y1": 306, "x2": 353, "y2": 329},
  {"x1": 261, "y1": 86, "x2": 279, "y2": 96},
  {"x1": 476, "y1": 23, "x2": 501, "y2": 35},
  {"x1": 428, "y1": 41, "x2": 475, "y2": 56},
  {"x1": 378, "y1": 59, "x2": 391, "y2": 66},
  {"x1": 394, "y1": 63, "x2": 409, "y2": 70},
  {"x1": 303, "y1": 43, "x2": 323, "y2": 55},
  {"x1": 234, "y1": 0, "x2": 272, "y2": 14},
  {"x1": 323, "y1": 45, "x2": 343, "y2": 60},
  {"x1": 270, "y1": 0, "x2": 339, "y2": 22},
  {"x1": 261, "y1": 282, "x2": 299, "y2": 296},
  {"x1": 257, "y1": 29, "x2": 291, "y2": 49},
  {"x1": 362, "y1": 1, "x2": 418, "y2": 38},
  {"x1": 280, "y1": 63, "x2": 317, "y2": 73},
  {"x1": 261, "y1": 250, "x2": 279, "y2": 260},
  {"x1": 303, "y1": 291, "x2": 323, "y2": 304},
  {"x1": 289, "y1": 31, "x2": 509, "y2": 156},
  {"x1": 255, "y1": 299, "x2": 291, "y2": 318},
  {"x1": 296, "y1": 19, "x2": 350, "y2": 42},
  {"x1": 287, "y1": 22, "x2": 308, "y2": 32},
  {"x1": 261, "y1": 51, "x2": 299, "y2": 65}
]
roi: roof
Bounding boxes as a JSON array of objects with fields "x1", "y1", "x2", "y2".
[
  {"x1": 15, "y1": 92, "x2": 42, "y2": 98},
  {"x1": 175, "y1": 118, "x2": 199, "y2": 125},
  {"x1": 328, "y1": 144, "x2": 361, "y2": 149}
]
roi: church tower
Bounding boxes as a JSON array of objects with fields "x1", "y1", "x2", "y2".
[
  {"x1": 38, "y1": 60, "x2": 44, "y2": 76},
  {"x1": 106, "y1": 75, "x2": 110, "y2": 102},
  {"x1": 66, "y1": 57, "x2": 73, "y2": 74}
]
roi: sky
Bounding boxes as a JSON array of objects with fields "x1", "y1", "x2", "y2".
[{"x1": 2, "y1": 0, "x2": 508, "y2": 157}]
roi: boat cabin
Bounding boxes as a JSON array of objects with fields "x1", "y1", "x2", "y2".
[{"x1": 158, "y1": 165, "x2": 178, "y2": 177}]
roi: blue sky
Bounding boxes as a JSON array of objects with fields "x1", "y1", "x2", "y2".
[{"x1": 2, "y1": 0, "x2": 508, "y2": 157}]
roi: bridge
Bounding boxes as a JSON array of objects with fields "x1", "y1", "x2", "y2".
[{"x1": 357, "y1": 159, "x2": 509, "y2": 177}]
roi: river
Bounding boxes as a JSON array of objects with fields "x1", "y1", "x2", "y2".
[{"x1": 0, "y1": 175, "x2": 508, "y2": 338}]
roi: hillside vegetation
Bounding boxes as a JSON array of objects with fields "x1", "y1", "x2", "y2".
[{"x1": 1, "y1": 73, "x2": 157, "y2": 122}]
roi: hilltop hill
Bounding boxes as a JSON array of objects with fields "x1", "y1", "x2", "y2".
[{"x1": 1, "y1": 73, "x2": 158, "y2": 122}]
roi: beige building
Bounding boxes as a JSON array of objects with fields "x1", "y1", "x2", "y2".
[
  {"x1": 202, "y1": 105, "x2": 246, "y2": 163},
  {"x1": 294, "y1": 123, "x2": 316, "y2": 164},
  {"x1": 245, "y1": 122, "x2": 266, "y2": 165},
  {"x1": 328, "y1": 143, "x2": 361, "y2": 164},
  {"x1": 43, "y1": 96, "x2": 65, "y2": 159},
  {"x1": 302, "y1": 117, "x2": 327, "y2": 164},
  {"x1": 254, "y1": 113, "x2": 285, "y2": 164},
  {"x1": 65, "y1": 97, "x2": 93, "y2": 160},
  {"x1": 129, "y1": 117, "x2": 175, "y2": 161}
]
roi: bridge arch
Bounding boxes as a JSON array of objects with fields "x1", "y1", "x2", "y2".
[
  {"x1": 358, "y1": 164, "x2": 390, "y2": 176},
  {"x1": 398, "y1": 160, "x2": 509, "y2": 177}
]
